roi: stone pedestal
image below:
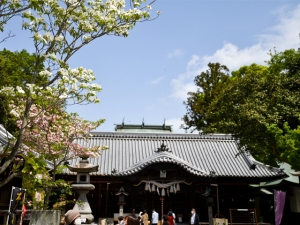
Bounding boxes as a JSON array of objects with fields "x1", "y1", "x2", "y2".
[
  {"x1": 119, "y1": 205, "x2": 124, "y2": 216},
  {"x1": 68, "y1": 156, "x2": 98, "y2": 225},
  {"x1": 72, "y1": 184, "x2": 95, "y2": 223}
]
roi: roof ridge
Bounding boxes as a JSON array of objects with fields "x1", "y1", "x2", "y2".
[{"x1": 90, "y1": 131, "x2": 234, "y2": 140}]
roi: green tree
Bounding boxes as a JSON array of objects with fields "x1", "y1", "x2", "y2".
[
  {"x1": 207, "y1": 63, "x2": 281, "y2": 166},
  {"x1": 182, "y1": 62, "x2": 230, "y2": 132},
  {"x1": 183, "y1": 49, "x2": 300, "y2": 169},
  {"x1": 0, "y1": 49, "x2": 45, "y2": 134}
]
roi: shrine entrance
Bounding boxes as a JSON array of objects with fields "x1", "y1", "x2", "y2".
[
  {"x1": 118, "y1": 162, "x2": 206, "y2": 222},
  {"x1": 128, "y1": 178, "x2": 204, "y2": 223}
]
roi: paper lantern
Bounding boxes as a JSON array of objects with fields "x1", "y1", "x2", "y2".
[
  {"x1": 170, "y1": 186, "x2": 174, "y2": 193},
  {"x1": 176, "y1": 183, "x2": 180, "y2": 191},
  {"x1": 161, "y1": 188, "x2": 165, "y2": 196},
  {"x1": 145, "y1": 183, "x2": 149, "y2": 191},
  {"x1": 152, "y1": 184, "x2": 156, "y2": 192}
]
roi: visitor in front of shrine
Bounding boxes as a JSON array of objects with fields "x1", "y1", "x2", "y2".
[
  {"x1": 190, "y1": 208, "x2": 200, "y2": 225},
  {"x1": 124, "y1": 216, "x2": 129, "y2": 225},
  {"x1": 139, "y1": 211, "x2": 143, "y2": 225},
  {"x1": 141, "y1": 210, "x2": 149, "y2": 225},
  {"x1": 62, "y1": 209, "x2": 82, "y2": 225},
  {"x1": 151, "y1": 208, "x2": 159, "y2": 225},
  {"x1": 131, "y1": 209, "x2": 137, "y2": 218},
  {"x1": 118, "y1": 216, "x2": 125, "y2": 225},
  {"x1": 167, "y1": 212, "x2": 174, "y2": 225},
  {"x1": 125, "y1": 215, "x2": 140, "y2": 225},
  {"x1": 162, "y1": 215, "x2": 169, "y2": 225},
  {"x1": 168, "y1": 210, "x2": 176, "y2": 225}
]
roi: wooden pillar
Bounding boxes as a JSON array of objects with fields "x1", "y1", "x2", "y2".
[
  {"x1": 254, "y1": 197, "x2": 260, "y2": 222},
  {"x1": 190, "y1": 187, "x2": 194, "y2": 209},
  {"x1": 98, "y1": 184, "x2": 102, "y2": 215},
  {"x1": 131, "y1": 185, "x2": 135, "y2": 211},
  {"x1": 185, "y1": 192, "x2": 188, "y2": 222}
]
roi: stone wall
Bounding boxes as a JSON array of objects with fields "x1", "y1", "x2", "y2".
[{"x1": 29, "y1": 210, "x2": 61, "y2": 225}]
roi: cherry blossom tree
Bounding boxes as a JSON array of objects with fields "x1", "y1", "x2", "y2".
[
  {"x1": 9, "y1": 101, "x2": 105, "y2": 207},
  {"x1": 0, "y1": 0, "x2": 159, "y2": 187}
]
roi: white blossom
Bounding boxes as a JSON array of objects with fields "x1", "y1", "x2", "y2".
[
  {"x1": 0, "y1": 87, "x2": 15, "y2": 95},
  {"x1": 26, "y1": 84, "x2": 36, "y2": 94},
  {"x1": 39, "y1": 70, "x2": 52, "y2": 77},
  {"x1": 59, "y1": 93, "x2": 68, "y2": 99},
  {"x1": 55, "y1": 35, "x2": 64, "y2": 42},
  {"x1": 16, "y1": 86, "x2": 25, "y2": 94},
  {"x1": 59, "y1": 68, "x2": 69, "y2": 76},
  {"x1": 10, "y1": 109, "x2": 20, "y2": 117}
]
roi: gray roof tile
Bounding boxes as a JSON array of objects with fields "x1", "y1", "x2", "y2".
[{"x1": 66, "y1": 132, "x2": 283, "y2": 178}]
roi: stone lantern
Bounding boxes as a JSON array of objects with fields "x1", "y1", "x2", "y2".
[
  {"x1": 68, "y1": 155, "x2": 98, "y2": 224},
  {"x1": 115, "y1": 187, "x2": 128, "y2": 216},
  {"x1": 202, "y1": 187, "x2": 214, "y2": 225}
]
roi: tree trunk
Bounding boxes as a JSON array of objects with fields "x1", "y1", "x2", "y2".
[
  {"x1": 44, "y1": 168, "x2": 56, "y2": 209},
  {"x1": 0, "y1": 97, "x2": 32, "y2": 177}
]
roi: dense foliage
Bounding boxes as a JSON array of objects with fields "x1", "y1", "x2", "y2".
[
  {"x1": 0, "y1": 49, "x2": 45, "y2": 134},
  {"x1": 183, "y1": 49, "x2": 300, "y2": 170}
]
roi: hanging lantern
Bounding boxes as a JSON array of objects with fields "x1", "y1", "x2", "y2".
[
  {"x1": 176, "y1": 183, "x2": 180, "y2": 191},
  {"x1": 145, "y1": 183, "x2": 149, "y2": 191},
  {"x1": 152, "y1": 184, "x2": 156, "y2": 192},
  {"x1": 170, "y1": 186, "x2": 174, "y2": 193},
  {"x1": 174, "y1": 184, "x2": 177, "y2": 194},
  {"x1": 162, "y1": 188, "x2": 165, "y2": 196},
  {"x1": 148, "y1": 183, "x2": 151, "y2": 192}
]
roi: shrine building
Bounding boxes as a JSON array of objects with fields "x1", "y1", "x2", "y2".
[{"x1": 61, "y1": 122, "x2": 285, "y2": 223}]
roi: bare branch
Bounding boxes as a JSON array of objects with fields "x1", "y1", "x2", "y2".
[
  {"x1": 0, "y1": 31, "x2": 15, "y2": 43},
  {"x1": 0, "y1": 171, "x2": 22, "y2": 188}
]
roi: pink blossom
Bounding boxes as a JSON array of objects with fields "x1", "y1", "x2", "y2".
[{"x1": 9, "y1": 101, "x2": 104, "y2": 162}]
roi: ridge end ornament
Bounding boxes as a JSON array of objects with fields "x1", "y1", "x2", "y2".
[{"x1": 155, "y1": 141, "x2": 172, "y2": 153}]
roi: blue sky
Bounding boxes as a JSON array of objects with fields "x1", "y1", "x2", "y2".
[{"x1": 2, "y1": 0, "x2": 300, "y2": 133}]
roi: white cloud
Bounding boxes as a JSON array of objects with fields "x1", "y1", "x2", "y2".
[
  {"x1": 151, "y1": 76, "x2": 165, "y2": 84},
  {"x1": 165, "y1": 118, "x2": 184, "y2": 133},
  {"x1": 168, "y1": 49, "x2": 184, "y2": 58},
  {"x1": 171, "y1": 5, "x2": 300, "y2": 101}
]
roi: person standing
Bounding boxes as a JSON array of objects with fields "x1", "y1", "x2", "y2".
[
  {"x1": 141, "y1": 210, "x2": 149, "y2": 225},
  {"x1": 118, "y1": 216, "x2": 125, "y2": 225},
  {"x1": 169, "y1": 209, "x2": 176, "y2": 225},
  {"x1": 167, "y1": 212, "x2": 174, "y2": 225},
  {"x1": 131, "y1": 209, "x2": 137, "y2": 218},
  {"x1": 162, "y1": 215, "x2": 169, "y2": 225},
  {"x1": 190, "y1": 208, "x2": 200, "y2": 225},
  {"x1": 62, "y1": 210, "x2": 81, "y2": 225},
  {"x1": 152, "y1": 208, "x2": 159, "y2": 225}
]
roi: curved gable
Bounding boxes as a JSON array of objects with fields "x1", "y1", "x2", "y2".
[{"x1": 116, "y1": 151, "x2": 209, "y2": 176}]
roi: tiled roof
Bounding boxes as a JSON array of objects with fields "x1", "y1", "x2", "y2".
[
  {"x1": 0, "y1": 125, "x2": 13, "y2": 152},
  {"x1": 0, "y1": 125, "x2": 54, "y2": 169},
  {"x1": 66, "y1": 132, "x2": 283, "y2": 178}
]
